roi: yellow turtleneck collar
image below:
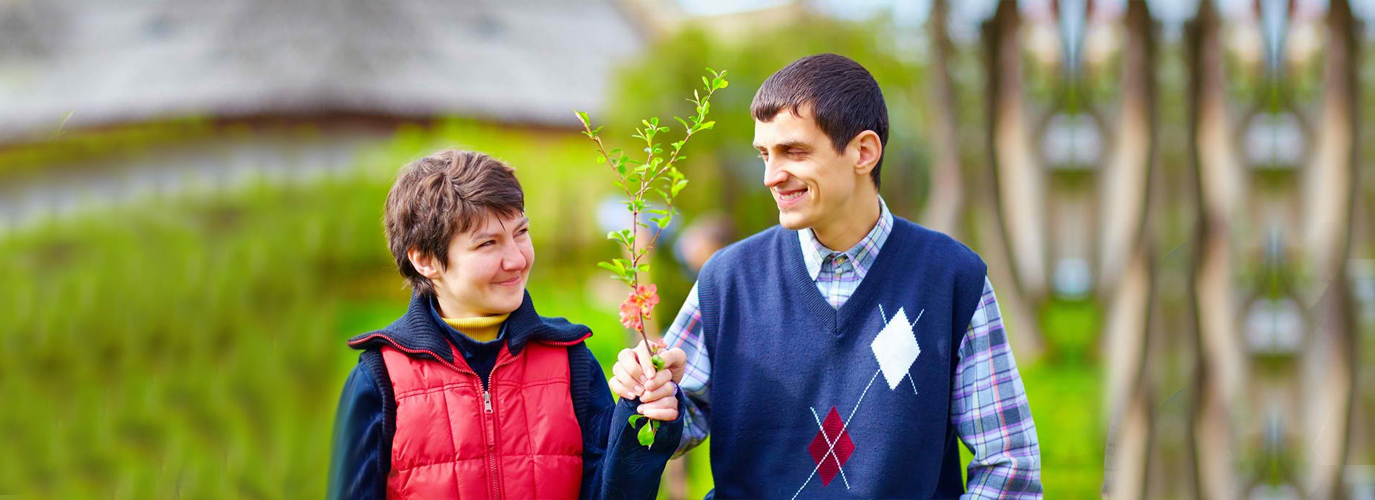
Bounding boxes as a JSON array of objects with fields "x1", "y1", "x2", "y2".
[{"x1": 442, "y1": 314, "x2": 510, "y2": 343}]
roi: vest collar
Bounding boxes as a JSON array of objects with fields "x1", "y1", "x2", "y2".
[{"x1": 348, "y1": 290, "x2": 591, "y2": 364}]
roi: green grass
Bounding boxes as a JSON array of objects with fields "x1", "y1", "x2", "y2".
[{"x1": 0, "y1": 120, "x2": 1104, "y2": 498}]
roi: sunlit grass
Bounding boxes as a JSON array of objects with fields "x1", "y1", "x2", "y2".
[{"x1": 0, "y1": 121, "x2": 1103, "y2": 498}]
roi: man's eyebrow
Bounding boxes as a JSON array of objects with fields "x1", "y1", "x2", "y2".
[{"x1": 755, "y1": 140, "x2": 811, "y2": 151}]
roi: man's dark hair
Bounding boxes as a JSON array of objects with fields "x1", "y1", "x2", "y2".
[{"x1": 751, "y1": 53, "x2": 889, "y2": 189}]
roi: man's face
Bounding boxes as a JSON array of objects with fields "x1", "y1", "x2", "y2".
[
  {"x1": 418, "y1": 211, "x2": 534, "y2": 317},
  {"x1": 753, "y1": 106, "x2": 861, "y2": 231}
]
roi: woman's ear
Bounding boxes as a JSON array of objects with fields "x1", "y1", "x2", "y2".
[
  {"x1": 407, "y1": 247, "x2": 442, "y2": 280},
  {"x1": 851, "y1": 130, "x2": 883, "y2": 178}
]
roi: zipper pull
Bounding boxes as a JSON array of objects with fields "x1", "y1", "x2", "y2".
[{"x1": 483, "y1": 391, "x2": 493, "y2": 413}]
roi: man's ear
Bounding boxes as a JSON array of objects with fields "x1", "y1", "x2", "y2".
[
  {"x1": 850, "y1": 130, "x2": 882, "y2": 178},
  {"x1": 407, "y1": 247, "x2": 443, "y2": 280}
]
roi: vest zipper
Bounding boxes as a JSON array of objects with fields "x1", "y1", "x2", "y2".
[{"x1": 483, "y1": 353, "x2": 520, "y2": 500}]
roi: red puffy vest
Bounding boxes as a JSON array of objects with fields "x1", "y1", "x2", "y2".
[{"x1": 379, "y1": 335, "x2": 589, "y2": 499}]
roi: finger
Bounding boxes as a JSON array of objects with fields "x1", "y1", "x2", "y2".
[
  {"x1": 637, "y1": 399, "x2": 679, "y2": 421},
  {"x1": 641, "y1": 374, "x2": 675, "y2": 402},
  {"x1": 643, "y1": 368, "x2": 672, "y2": 394},
  {"x1": 607, "y1": 371, "x2": 639, "y2": 400},
  {"x1": 607, "y1": 377, "x2": 633, "y2": 401},
  {"x1": 634, "y1": 340, "x2": 655, "y2": 383},
  {"x1": 611, "y1": 362, "x2": 644, "y2": 397},
  {"x1": 617, "y1": 348, "x2": 644, "y2": 385},
  {"x1": 663, "y1": 348, "x2": 687, "y2": 382}
]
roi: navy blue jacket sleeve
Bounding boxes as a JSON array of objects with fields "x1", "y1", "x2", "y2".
[
  {"x1": 327, "y1": 361, "x2": 387, "y2": 500},
  {"x1": 599, "y1": 382, "x2": 686, "y2": 500},
  {"x1": 578, "y1": 353, "x2": 615, "y2": 500}
]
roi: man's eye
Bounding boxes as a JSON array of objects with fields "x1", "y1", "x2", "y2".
[{"x1": 517, "y1": 228, "x2": 529, "y2": 236}]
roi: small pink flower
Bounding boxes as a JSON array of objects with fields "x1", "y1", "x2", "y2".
[{"x1": 618, "y1": 283, "x2": 661, "y2": 332}]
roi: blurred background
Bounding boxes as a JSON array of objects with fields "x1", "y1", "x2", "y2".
[{"x1": 2, "y1": 0, "x2": 1374, "y2": 498}]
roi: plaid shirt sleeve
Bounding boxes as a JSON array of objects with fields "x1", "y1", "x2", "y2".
[
  {"x1": 953, "y1": 276, "x2": 1043, "y2": 498},
  {"x1": 662, "y1": 282, "x2": 712, "y2": 458}
]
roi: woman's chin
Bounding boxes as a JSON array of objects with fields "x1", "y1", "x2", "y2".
[{"x1": 487, "y1": 289, "x2": 525, "y2": 314}]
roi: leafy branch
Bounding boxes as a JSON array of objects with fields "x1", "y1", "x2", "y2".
[{"x1": 574, "y1": 67, "x2": 728, "y2": 447}]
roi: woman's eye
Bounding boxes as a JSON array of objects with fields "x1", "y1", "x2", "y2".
[{"x1": 478, "y1": 240, "x2": 495, "y2": 248}]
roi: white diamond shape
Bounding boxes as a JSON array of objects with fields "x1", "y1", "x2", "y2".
[{"x1": 871, "y1": 307, "x2": 920, "y2": 390}]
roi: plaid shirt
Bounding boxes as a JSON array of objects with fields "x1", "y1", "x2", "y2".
[{"x1": 665, "y1": 197, "x2": 1043, "y2": 498}]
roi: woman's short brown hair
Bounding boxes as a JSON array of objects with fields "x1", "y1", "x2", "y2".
[{"x1": 383, "y1": 149, "x2": 525, "y2": 296}]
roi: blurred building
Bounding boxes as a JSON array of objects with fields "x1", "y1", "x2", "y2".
[
  {"x1": 0, "y1": 0, "x2": 646, "y2": 232},
  {"x1": 0, "y1": 0, "x2": 645, "y2": 141}
]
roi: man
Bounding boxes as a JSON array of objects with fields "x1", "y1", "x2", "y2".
[{"x1": 611, "y1": 54, "x2": 1042, "y2": 499}]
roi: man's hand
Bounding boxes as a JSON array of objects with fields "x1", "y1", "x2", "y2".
[{"x1": 608, "y1": 340, "x2": 686, "y2": 420}]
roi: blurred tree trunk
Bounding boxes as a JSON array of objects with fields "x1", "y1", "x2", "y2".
[
  {"x1": 1101, "y1": 2, "x2": 1158, "y2": 497},
  {"x1": 1186, "y1": 2, "x2": 1247, "y2": 498},
  {"x1": 1298, "y1": 0, "x2": 1359, "y2": 496},
  {"x1": 1097, "y1": 0, "x2": 1156, "y2": 293},
  {"x1": 973, "y1": 0, "x2": 1045, "y2": 360},
  {"x1": 920, "y1": 0, "x2": 963, "y2": 238},
  {"x1": 983, "y1": 0, "x2": 1049, "y2": 305}
]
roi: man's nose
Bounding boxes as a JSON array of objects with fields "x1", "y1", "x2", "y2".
[{"x1": 763, "y1": 160, "x2": 788, "y2": 188}]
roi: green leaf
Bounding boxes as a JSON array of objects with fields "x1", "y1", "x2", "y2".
[
  {"x1": 698, "y1": 121, "x2": 715, "y2": 131},
  {"x1": 651, "y1": 355, "x2": 665, "y2": 371},
  {"x1": 674, "y1": 116, "x2": 690, "y2": 131},
  {"x1": 575, "y1": 110, "x2": 590, "y2": 126},
  {"x1": 596, "y1": 155, "x2": 605, "y2": 164},
  {"x1": 628, "y1": 414, "x2": 644, "y2": 427},
  {"x1": 597, "y1": 261, "x2": 622, "y2": 273},
  {"x1": 672, "y1": 179, "x2": 689, "y2": 197},
  {"x1": 637, "y1": 421, "x2": 656, "y2": 447}
]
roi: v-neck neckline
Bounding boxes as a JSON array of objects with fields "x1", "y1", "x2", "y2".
[{"x1": 784, "y1": 218, "x2": 909, "y2": 335}]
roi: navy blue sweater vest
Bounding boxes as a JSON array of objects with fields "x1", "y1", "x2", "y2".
[{"x1": 695, "y1": 217, "x2": 986, "y2": 499}]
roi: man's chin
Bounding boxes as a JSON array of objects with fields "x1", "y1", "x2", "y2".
[{"x1": 777, "y1": 211, "x2": 809, "y2": 231}]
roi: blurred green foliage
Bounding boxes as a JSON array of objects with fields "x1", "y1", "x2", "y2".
[
  {"x1": 0, "y1": 120, "x2": 632, "y2": 499},
  {"x1": 606, "y1": 17, "x2": 933, "y2": 235},
  {"x1": 0, "y1": 17, "x2": 1115, "y2": 500}
]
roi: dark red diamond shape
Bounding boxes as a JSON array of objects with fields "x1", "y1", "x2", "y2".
[{"x1": 807, "y1": 406, "x2": 855, "y2": 486}]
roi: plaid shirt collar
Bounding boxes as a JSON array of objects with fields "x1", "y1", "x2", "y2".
[{"x1": 798, "y1": 196, "x2": 893, "y2": 282}]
